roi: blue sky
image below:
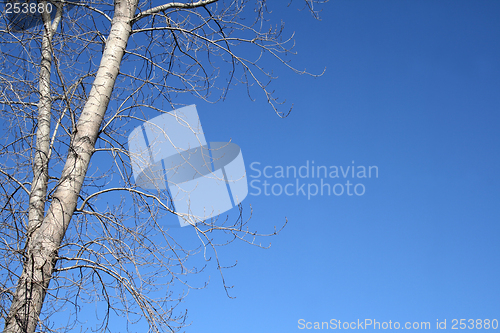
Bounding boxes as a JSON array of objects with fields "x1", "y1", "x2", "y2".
[
  {"x1": 3, "y1": 0, "x2": 499, "y2": 332},
  {"x1": 168, "y1": 1, "x2": 500, "y2": 332}
]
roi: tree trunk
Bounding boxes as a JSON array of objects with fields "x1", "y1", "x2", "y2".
[{"x1": 4, "y1": 1, "x2": 138, "y2": 331}]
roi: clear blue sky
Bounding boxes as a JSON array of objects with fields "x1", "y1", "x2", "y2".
[
  {"x1": 6, "y1": 0, "x2": 497, "y2": 332},
  {"x1": 168, "y1": 1, "x2": 500, "y2": 332}
]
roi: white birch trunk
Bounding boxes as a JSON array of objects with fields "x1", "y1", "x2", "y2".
[{"x1": 4, "y1": 1, "x2": 138, "y2": 331}]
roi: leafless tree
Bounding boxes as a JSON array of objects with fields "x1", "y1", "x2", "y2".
[{"x1": 0, "y1": 0, "x2": 325, "y2": 332}]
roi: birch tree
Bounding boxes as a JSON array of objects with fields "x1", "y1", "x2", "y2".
[{"x1": 0, "y1": 0, "x2": 325, "y2": 331}]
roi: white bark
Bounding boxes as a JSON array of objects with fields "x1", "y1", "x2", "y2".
[
  {"x1": 27, "y1": 2, "x2": 61, "y2": 250},
  {"x1": 4, "y1": 0, "x2": 138, "y2": 331}
]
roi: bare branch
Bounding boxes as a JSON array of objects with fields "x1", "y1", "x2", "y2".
[{"x1": 132, "y1": 0, "x2": 220, "y2": 23}]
